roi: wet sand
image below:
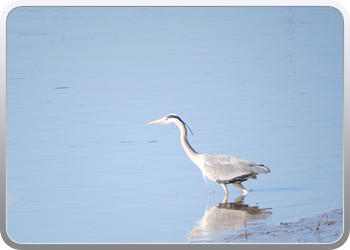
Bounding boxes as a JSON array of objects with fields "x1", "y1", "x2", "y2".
[{"x1": 194, "y1": 208, "x2": 343, "y2": 243}]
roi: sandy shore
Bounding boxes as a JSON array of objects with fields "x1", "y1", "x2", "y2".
[{"x1": 192, "y1": 208, "x2": 343, "y2": 243}]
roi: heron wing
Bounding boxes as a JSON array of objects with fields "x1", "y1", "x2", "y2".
[{"x1": 200, "y1": 153, "x2": 270, "y2": 183}]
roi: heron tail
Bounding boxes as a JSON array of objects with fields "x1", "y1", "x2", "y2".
[{"x1": 251, "y1": 164, "x2": 270, "y2": 174}]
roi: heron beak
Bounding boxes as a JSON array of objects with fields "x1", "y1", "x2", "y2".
[{"x1": 148, "y1": 118, "x2": 164, "y2": 125}]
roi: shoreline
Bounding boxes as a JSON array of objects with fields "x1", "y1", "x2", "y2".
[{"x1": 190, "y1": 208, "x2": 343, "y2": 243}]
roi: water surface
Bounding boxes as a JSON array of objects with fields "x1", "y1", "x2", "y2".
[{"x1": 7, "y1": 7, "x2": 343, "y2": 243}]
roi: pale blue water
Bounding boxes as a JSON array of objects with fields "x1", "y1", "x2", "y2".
[{"x1": 6, "y1": 7, "x2": 343, "y2": 243}]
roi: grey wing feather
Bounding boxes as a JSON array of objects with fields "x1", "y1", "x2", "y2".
[{"x1": 200, "y1": 153, "x2": 270, "y2": 182}]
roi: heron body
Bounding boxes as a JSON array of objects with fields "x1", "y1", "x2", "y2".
[{"x1": 148, "y1": 114, "x2": 270, "y2": 202}]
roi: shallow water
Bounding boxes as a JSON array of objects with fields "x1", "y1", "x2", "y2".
[
  {"x1": 189, "y1": 208, "x2": 343, "y2": 243},
  {"x1": 6, "y1": 7, "x2": 343, "y2": 243}
]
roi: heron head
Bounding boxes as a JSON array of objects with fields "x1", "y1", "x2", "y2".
[
  {"x1": 148, "y1": 114, "x2": 180, "y2": 125},
  {"x1": 148, "y1": 114, "x2": 193, "y2": 135}
]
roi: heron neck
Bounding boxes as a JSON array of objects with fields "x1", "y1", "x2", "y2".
[{"x1": 176, "y1": 121, "x2": 198, "y2": 161}]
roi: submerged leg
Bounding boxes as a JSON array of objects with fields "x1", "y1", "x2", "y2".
[
  {"x1": 233, "y1": 181, "x2": 249, "y2": 195},
  {"x1": 221, "y1": 183, "x2": 229, "y2": 203}
]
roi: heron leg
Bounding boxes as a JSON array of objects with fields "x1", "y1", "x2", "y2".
[
  {"x1": 221, "y1": 183, "x2": 229, "y2": 203},
  {"x1": 233, "y1": 181, "x2": 249, "y2": 195}
]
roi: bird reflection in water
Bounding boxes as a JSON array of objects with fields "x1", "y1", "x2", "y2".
[{"x1": 187, "y1": 194, "x2": 272, "y2": 243}]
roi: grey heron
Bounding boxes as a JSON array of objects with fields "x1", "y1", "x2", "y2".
[{"x1": 148, "y1": 114, "x2": 270, "y2": 202}]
